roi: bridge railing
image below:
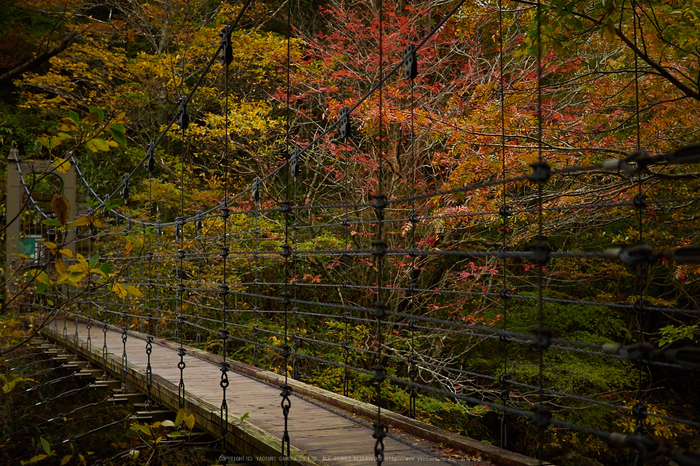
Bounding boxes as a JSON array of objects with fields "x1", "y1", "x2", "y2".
[{"x1": 8, "y1": 0, "x2": 700, "y2": 464}]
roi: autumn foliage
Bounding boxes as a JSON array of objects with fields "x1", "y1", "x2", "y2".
[{"x1": 1, "y1": 0, "x2": 700, "y2": 464}]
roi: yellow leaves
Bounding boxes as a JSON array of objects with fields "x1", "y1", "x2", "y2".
[
  {"x1": 59, "y1": 117, "x2": 79, "y2": 132},
  {"x1": 124, "y1": 241, "x2": 134, "y2": 257},
  {"x1": 123, "y1": 285, "x2": 144, "y2": 298},
  {"x1": 86, "y1": 138, "x2": 110, "y2": 152},
  {"x1": 112, "y1": 282, "x2": 128, "y2": 299},
  {"x1": 54, "y1": 157, "x2": 71, "y2": 174},
  {"x1": 124, "y1": 234, "x2": 144, "y2": 256},
  {"x1": 175, "y1": 408, "x2": 195, "y2": 430},
  {"x1": 69, "y1": 216, "x2": 91, "y2": 227},
  {"x1": 55, "y1": 258, "x2": 68, "y2": 283},
  {"x1": 111, "y1": 282, "x2": 143, "y2": 299},
  {"x1": 67, "y1": 253, "x2": 89, "y2": 282},
  {"x1": 68, "y1": 215, "x2": 106, "y2": 229},
  {"x1": 28, "y1": 269, "x2": 50, "y2": 285},
  {"x1": 42, "y1": 241, "x2": 58, "y2": 254}
]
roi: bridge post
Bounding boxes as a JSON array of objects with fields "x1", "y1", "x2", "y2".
[
  {"x1": 5, "y1": 149, "x2": 22, "y2": 301},
  {"x1": 4, "y1": 149, "x2": 77, "y2": 307}
]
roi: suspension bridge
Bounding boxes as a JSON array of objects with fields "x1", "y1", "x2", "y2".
[{"x1": 3, "y1": 0, "x2": 700, "y2": 465}]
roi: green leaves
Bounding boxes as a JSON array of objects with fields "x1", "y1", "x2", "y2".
[
  {"x1": 68, "y1": 110, "x2": 79, "y2": 125},
  {"x1": 109, "y1": 125, "x2": 126, "y2": 146},
  {"x1": 1, "y1": 374, "x2": 36, "y2": 394},
  {"x1": 40, "y1": 437, "x2": 50, "y2": 456},
  {"x1": 37, "y1": 108, "x2": 126, "y2": 160},
  {"x1": 42, "y1": 219, "x2": 62, "y2": 227}
]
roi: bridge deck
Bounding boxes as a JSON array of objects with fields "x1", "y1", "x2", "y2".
[{"x1": 42, "y1": 318, "x2": 538, "y2": 466}]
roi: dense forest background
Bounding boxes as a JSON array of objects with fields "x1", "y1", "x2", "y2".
[{"x1": 1, "y1": 0, "x2": 700, "y2": 464}]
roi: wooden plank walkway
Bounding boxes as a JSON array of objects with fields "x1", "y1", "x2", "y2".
[{"x1": 42, "y1": 318, "x2": 540, "y2": 466}]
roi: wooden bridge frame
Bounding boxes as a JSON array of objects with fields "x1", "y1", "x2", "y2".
[
  {"x1": 5, "y1": 148, "x2": 76, "y2": 299},
  {"x1": 40, "y1": 317, "x2": 541, "y2": 466}
]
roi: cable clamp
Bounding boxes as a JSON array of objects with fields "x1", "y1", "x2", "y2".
[
  {"x1": 499, "y1": 287, "x2": 511, "y2": 300},
  {"x1": 195, "y1": 210, "x2": 203, "y2": 232},
  {"x1": 280, "y1": 293, "x2": 291, "y2": 306},
  {"x1": 408, "y1": 212, "x2": 420, "y2": 224},
  {"x1": 532, "y1": 326, "x2": 551, "y2": 349},
  {"x1": 371, "y1": 193, "x2": 387, "y2": 210},
  {"x1": 219, "y1": 202, "x2": 230, "y2": 221},
  {"x1": 610, "y1": 432, "x2": 656, "y2": 454},
  {"x1": 281, "y1": 243, "x2": 292, "y2": 258},
  {"x1": 664, "y1": 144, "x2": 700, "y2": 165},
  {"x1": 280, "y1": 344, "x2": 291, "y2": 359},
  {"x1": 373, "y1": 364, "x2": 386, "y2": 383},
  {"x1": 531, "y1": 239, "x2": 550, "y2": 265},
  {"x1": 338, "y1": 107, "x2": 351, "y2": 140},
  {"x1": 220, "y1": 363, "x2": 230, "y2": 389},
  {"x1": 667, "y1": 447, "x2": 700, "y2": 466},
  {"x1": 177, "y1": 96, "x2": 189, "y2": 130},
  {"x1": 531, "y1": 404, "x2": 551, "y2": 429},
  {"x1": 373, "y1": 420, "x2": 387, "y2": 463},
  {"x1": 660, "y1": 346, "x2": 700, "y2": 371},
  {"x1": 280, "y1": 384, "x2": 292, "y2": 414},
  {"x1": 404, "y1": 44, "x2": 418, "y2": 80},
  {"x1": 219, "y1": 24, "x2": 233, "y2": 66},
  {"x1": 251, "y1": 177, "x2": 261, "y2": 202},
  {"x1": 527, "y1": 161, "x2": 551, "y2": 184},
  {"x1": 122, "y1": 173, "x2": 130, "y2": 204},
  {"x1": 633, "y1": 402, "x2": 648, "y2": 421},
  {"x1": 633, "y1": 193, "x2": 647, "y2": 209},
  {"x1": 289, "y1": 150, "x2": 301, "y2": 177},
  {"x1": 499, "y1": 373, "x2": 511, "y2": 401},
  {"x1": 372, "y1": 240, "x2": 387, "y2": 257},
  {"x1": 146, "y1": 141, "x2": 155, "y2": 173},
  {"x1": 603, "y1": 342, "x2": 653, "y2": 361},
  {"x1": 605, "y1": 245, "x2": 659, "y2": 264},
  {"x1": 663, "y1": 247, "x2": 700, "y2": 264},
  {"x1": 175, "y1": 217, "x2": 185, "y2": 238},
  {"x1": 628, "y1": 149, "x2": 653, "y2": 173},
  {"x1": 219, "y1": 284, "x2": 229, "y2": 295},
  {"x1": 634, "y1": 298, "x2": 648, "y2": 314},
  {"x1": 280, "y1": 200, "x2": 292, "y2": 214},
  {"x1": 373, "y1": 300, "x2": 387, "y2": 319},
  {"x1": 499, "y1": 205, "x2": 511, "y2": 218}
]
